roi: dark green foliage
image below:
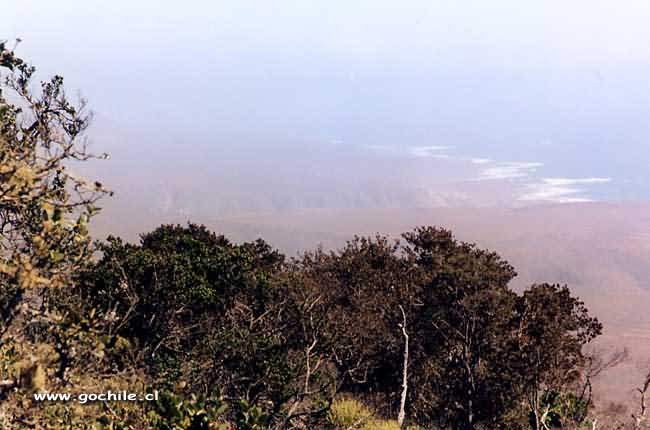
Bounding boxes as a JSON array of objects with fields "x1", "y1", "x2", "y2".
[
  {"x1": 516, "y1": 284, "x2": 602, "y2": 430},
  {"x1": 81, "y1": 224, "x2": 334, "y2": 428},
  {"x1": 295, "y1": 235, "x2": 418, "y2": 400},
  {"x1": 83, "y1": 224, "x2": 282, "y2": 352},
  {"x1": 77, "y1": 223, "x2": 603, "y2": 429},
  {"x1": 401, "y1": 227, "x2": 520, "y2": 429},
  {"x1": 81, "y1": 223, "x2": 282, "y2": 371},
  {"x1": 284, "y1": 227, "x2": 601, "y2": 429},
  {"x1": 147, "y1": 392, "x2": 229, "y2": 430}
]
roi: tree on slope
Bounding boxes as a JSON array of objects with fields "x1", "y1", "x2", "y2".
[{"x1": 0, "y1": 40, "x2": 111, "y2": 427}]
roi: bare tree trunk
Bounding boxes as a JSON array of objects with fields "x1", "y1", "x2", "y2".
[
  {"x1": 540, "y1": 405, "x2": 553, "y2": 430},
  {"x1": 633, "y1": 368, "x2": 650, "y2": 429},
  {"x1": 532, "y1": 408, "x2": 541, "y2": 430},
  {"x1": 397, "y1": 305, "x2": 409, "y2": 429}
]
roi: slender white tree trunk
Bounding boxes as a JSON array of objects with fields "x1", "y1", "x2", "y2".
[{"x1": 398, "y1": 305, "x2": 409, "y2": 429}]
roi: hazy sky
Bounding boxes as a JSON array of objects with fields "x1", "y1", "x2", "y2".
[{"x1": 3, "y1": 1, "x2": 650, "y2": 207}]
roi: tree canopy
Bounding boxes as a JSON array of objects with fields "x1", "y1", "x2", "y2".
[{"x1": 74, "y1": 223, "x2": 603, "y2": 429}]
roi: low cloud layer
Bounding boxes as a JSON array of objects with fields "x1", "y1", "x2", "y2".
[
  {"x1": 364, "y1": 144, "x2": 613, "y2": 204},
  {"x1": 408, "y1": 146, "x2": 452, "y2": 158},
  {"x1": 519, "y1": 178, "x2": 613, "y2": 203},
  {"x1": 477, "y1": 161, "x2": 544, "y2": 181}
]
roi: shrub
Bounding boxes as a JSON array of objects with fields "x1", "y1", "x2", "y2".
[
  {"x1": 364, "y1": 419, "x2": 402, "y2": 430},
  {"x1": 328, "y1": 399, "x2": 374, "y2": 429}
]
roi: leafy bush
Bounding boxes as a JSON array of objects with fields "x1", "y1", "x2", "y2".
[{"x1": 146, "y1": 392, "x2": 229, "y2": 430}]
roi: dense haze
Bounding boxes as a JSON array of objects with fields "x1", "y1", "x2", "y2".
[{"x1": 3, "y1": 0, "x2": 650, "y2": 216}]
